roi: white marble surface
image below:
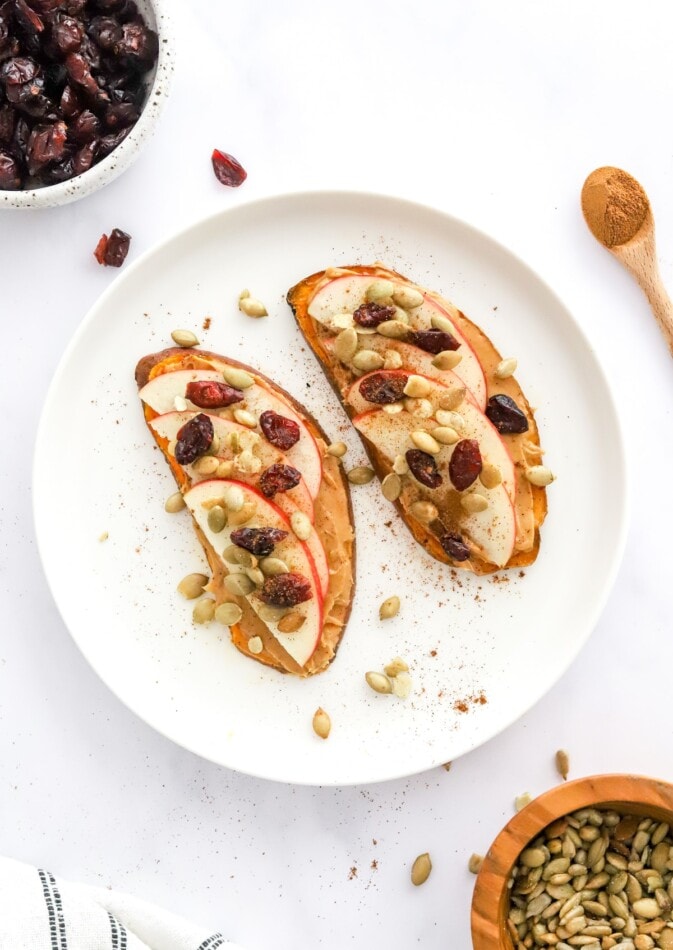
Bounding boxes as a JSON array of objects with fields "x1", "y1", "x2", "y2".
[{"x1": 2, "y1": 0, "x2": 673, "y2": 946}]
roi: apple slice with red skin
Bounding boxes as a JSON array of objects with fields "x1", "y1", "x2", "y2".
[
  {"x1": 184, "y1": 479, "x2": 324, "y2": 668},
  {"x1": 149, "y1": 411, "x2": 315, "y2": 523},
  {"x1": 139, "y1": 369, "x2": 323, "y2": 498},
  {"x1": 352, "y1": 408, "x2": 517, "y2": 567},
  {"x1": 307, "y1": 273, "x2": 486, "y2": 409}
]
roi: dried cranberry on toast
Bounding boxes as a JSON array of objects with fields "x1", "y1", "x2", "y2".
[
  {"x1": 287, "y1": 265, "x2": 549, "y2": 574},
  {"x1": 136, "y1": 348, "x2": 355, "y2": 676}
]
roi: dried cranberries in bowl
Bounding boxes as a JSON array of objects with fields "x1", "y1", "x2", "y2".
[{"x1": 0, "y1": 0, "x2": 159, "y2": 192}]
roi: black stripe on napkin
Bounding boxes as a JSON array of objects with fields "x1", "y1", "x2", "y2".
[
  {"x1": 46, "y1": 870, "x2": 68, "y2": 950},
  {"x1": 38, "y1": 870, "x2": 59, "y2": 950},
  {"x1": 108, "y1": 911, "x2": 119, "y2": 950},
  {"x1": 196, "y1": 934, "x2": 225, "y2": 950}
]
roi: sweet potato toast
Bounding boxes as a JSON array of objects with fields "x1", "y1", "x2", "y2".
[
  {"x1": 287, "y1": 265, "x2": 549, "y2": 574},
  {"x1": 136, "y1": 347, "x2": 355, "y2": 675}
]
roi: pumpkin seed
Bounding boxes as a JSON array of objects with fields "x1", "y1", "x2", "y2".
[
  {"x1": 290, "y1": 510, "x2": 312, "y2": 541},
  {"x1": 98, "y1": 531, "x2": 109, "y2": 542},
  {"x1": 392, "y1": 286, "x2": 424, "y2": 310},
  {"x1": 245, "y1": 567, "x2": 265, "y2": 586},
  {"x1": 410, "y1": 500, "x2": 438, "y2": 523},
  {"x1": 379, "y1": 596, "x2": 400, "y2": 620},
  {"x1": 238, "y1": 290, "x2": 268, "y2": 318},
  {"x1": 192, "y1": 598, "x2": 216, "y2": 623},
  {"x1": 651, "y1": 824, "x2": 670, "y2": 846},
  {"x1": 515, "y1": 793, "x2": 533, "y2": 813},
  {"x1": 221, "y1": 485, "x2": 244, "y2": 511},
  {"x1": 334, "y1": 327, "x2": 358, "y2": 363},
  {"x1": 165, "y1": 491, "x2": 185, "y2": 513},
  {"x1": 381, "y1": 472, "x2": 402, "y2": 501},
  {"x1": 382, "y1": 401, "x2": 404, "y2": 414},
  {"x1": 411, "y1": 852, "x2": 432, "y2": 886},
  {"x1": 555, "y1": 749, "x2": 570, "y2": 780},
  {"x1": 228, "y1": 501, "x2": 257, "y2": 526},
  {"x1": 377, "y1": 320, "x2": 410, "y2": 339},
  {"x1": 347, "y1": 466, "x2": 375, "y2": 485},
  {"x1": 435, "y1": 409, "x2": 464, "y2": 429},
  {"x1": 193, "y1": 455, "x2": 219, "y2": 475},
  {"x1": 431, "y1": 350, "x2": 462, "y2": 371},
  {"x1": 392, "y1": 671, "x2": 412, "y2": 699},
  {"x1": 495, "y1": 357, "x2": 518, "y2": 379},
  {"x1": 438, "y1": 387, "x2": 466, "y2": 409},
  {"x1": 277, "y1": 611, "x2": 305, "y2": 633},
  {"x1": 479, "y1": 463, "x2": 502, "y2": 489},
  {"x1": 468, "y1": 854, "x2": 484, "y2": 875},
  {"x1": 405, "y1": 397, "x2": 434, "y2": 418},
  {"x1": 223, "y1": 573, "x2": 254, "y2": 597},
  {"x1": 383, "y1": 349, "x2": 404, "y2": 370},
  {"x1": 393, "y1": 454, "x2": 409, "y2": 475},
  {"x1": 411, "y1": 430, "x2": 441, "y2": 455},
  {"x1": 207, "y1": 505, "x2": 227, "y2": 533},
  {"x1": 461, "y1": 492, "x2": 489, "y2": 513},
  {"x1": 331, "y1": 312, "x2": 354, "y2": 330},
  {"x1": 403, "y1": 374, "x2": 433, "y2": 398},
  {"x1": 259, "y1": 557, "x2": 289, "y2": 576},
  {"x1": 177, "y1": 572, "x2": 209, "y2": 599},
  {"x1": 366, "y1": 279, "x2": 394, "y2": 302},
  {"x1": 312, "y1": 707, "x2": 331, "y2": 739},
  {"x1": 352, "y1": 349, "x2": 384, "y2": 372},
  {"x1": 221, "y1": 365, "x2": 255, "y2": 389},
  {"x1": 521, "y1": 848, "x2": 547, "y2": 869},
  {"x1": 233, "y1": 408, "x2": 257, "y2": 428},
  {"x1": 631, "y1": 898, "x2": 660, "y2": 919},
  {"x1": 171, "y1": 329, "x2": 199, "y2": 348},
  {"x1": 384, "y1": 657, "x2": 409, "y2": 677},
  {"x1": 432, "y1": 426, "x2": 460, "y2": 445},
  {"x1": 214, "y1": 602, "x2": 243, "y2": 626},
  {"x1": 247, "y1": 636, "x2": 264, "y2": 654},
  {"x1": 526, "y1": 465, "x2": 556, "y2": 487},
  {"x1": 326, "y1": 441, "x2": 347, "y2": 458},
  {"x1": 430, "y1": 313, "x2": 455, "y2": 334},
  {"x1": 365, "y1": 671, "x2": 393, "y2": 694}
]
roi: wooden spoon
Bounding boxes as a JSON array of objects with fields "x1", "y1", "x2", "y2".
[{"x1": 581, "y1": 166, "x2": 673, "y2": 354}]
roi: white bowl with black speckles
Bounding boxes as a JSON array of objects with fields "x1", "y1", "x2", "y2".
[{"x1": 1, "y1": 0, "x2": 174, "y2": 210}]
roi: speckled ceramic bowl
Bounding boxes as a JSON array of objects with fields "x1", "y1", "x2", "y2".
[{"x1": 1, "y1": 0, "x2": 174, "y2": 210}]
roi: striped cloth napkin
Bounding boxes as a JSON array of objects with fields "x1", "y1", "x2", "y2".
[{"x1": 0, "y1": 857, "x2": 245, "y2": 950}]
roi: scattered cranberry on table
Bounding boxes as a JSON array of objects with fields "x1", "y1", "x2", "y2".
[
  {"x1": 0, "y1": 0, "x2": 158, "y2": 191},
  {"x1": 211, "y1": 148, "x2": 247, "y2": 187},
  {"x1": 93, "y1": 226, "x2": 130, "y2": 266}
]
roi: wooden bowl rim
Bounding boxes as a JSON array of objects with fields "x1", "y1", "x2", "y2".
[{"x1": 470, "y1": 773, "x2": 673, "y2": 950}]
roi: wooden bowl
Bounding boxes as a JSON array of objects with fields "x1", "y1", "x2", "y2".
[{"x1": 470, "y1": 774, "x2": 673, "y2": 949}]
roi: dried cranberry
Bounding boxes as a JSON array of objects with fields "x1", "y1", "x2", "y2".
[
  {"x1": 406, "y1": 449, "x2": 442, "y2": 489},
  {"x1": 485, "y1": 394, "x2": 529, "y2": 434},
  {"x1": 65, "y1": 51, "x2": 108, "y2": 103},
  {"x1": 358, "y1": 371, "x2": 408, "y2": 404},
  {"x1": 449, "y1": 439, "x2": 482, "y2": 491},
  {"x1": 6, "y1": 76, "x2": 54, "y2": 118},
  {"x1": 103, "y1": 100, "x2": 137, "y2": 129},
  {"x1": 174, "y1": 413, "x2": 214, "y2": 465},
  {"x1": 1, "y1": 55, "x2": 38, "y2": 83},
  {"x1": 97, "y1": 125, "x2": 129, "y2": 155},
  {"x1": 13, "y1": 0, "x2": 44, "y2": 34},
  {"x1": 0, "y1": 148, "x2": 20, "y2": 187},
  {"x1": 26, "y1": 118, "x2": 66, "y2": 173},
  {"x1": 259, "y1": 463, "x2": 301, "y2": 498},
  {"x1": 230, "y1": 526, "x2": 288, "y2": 557},
  {"x1": 440, "y1": 532, "x2": 470, "y2": 561},
  {"x1": 50, "y1": 14, "x2": 82, "y2": 53},
  {"x1": 353, "y1": 301, "x2": 396, "y2": 328},
  {"x1": 93, "y1": 226, "x2": 130, "y2": 266},
  {"x1": 87, "y1": 15, "x2": 121, "y2": 49},
  {"x1": 71, "y1": 137, "x2": 95, "y2": 173},
  {"x1": 11, "y1": 115, "x2": 30, "y2": 158},
  {"x1": 113, "y1": 21, "x2": 157, "y2": 66},
  {"x1": 408, "y1": 328, "x2": 460, "y2": 354},
  {"x1": 185, "y1": 380, "x2": 243, "y2": 409},
  {"x1": 0, "y1": 104, "x2": 14, "y2": 141},
  {"x1": 59, "y1": 81, "x2": 81, "y2": 116},
  {"x1": 259, "y1": 410, "x2": 300, "y2": 450},
  {"x1": 69, "y1": 106, "x2": 98, "y2": 141},
  {"x1": 211, "y1": 148, "x2": 247, "y2": 187},
  {"x1": 259, "y1": 573, "x2": 313, "y2": 608}
]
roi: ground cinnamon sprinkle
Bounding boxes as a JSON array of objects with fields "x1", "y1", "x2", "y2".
[
  {"x1": 453, "y1": 692, "x2": 487, "y2": 714},
  {"x1": 202, "y1": 316, "x2": 212, "y2": 330},
  {"x1": 581, "y1": 166, "x2": 649, "y2": 248}
]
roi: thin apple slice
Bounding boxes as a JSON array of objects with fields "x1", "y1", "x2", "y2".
[
  {"x1": 353, "y1": 408, "x2": 516, "y2": 567},
  {"x1": 184, "y1": 479, "x2": 324, "y2": 668},
  {"x1": 149, "y1": 411, "x2": 315, "y2": 522},
  {"x1": 139, "y1": 369, "x2": 323, "y2": 499},
  {"x1": 307, "y1": 273, "x2": 486, "y2": 408},
  {"x1": 349, "y1": 374, "x2": 516, "y2": 503}
]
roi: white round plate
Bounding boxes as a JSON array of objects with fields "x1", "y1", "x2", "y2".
[{"x1": 33, "y1": 192, "x2": 627, "y2": 786}]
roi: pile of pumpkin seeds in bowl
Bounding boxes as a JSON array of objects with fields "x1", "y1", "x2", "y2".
[{"x1": 507, "y1": 807, "x2": 673, "y2": 949}]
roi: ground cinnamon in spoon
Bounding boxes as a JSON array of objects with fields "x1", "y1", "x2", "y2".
[{"x1": 581, "y1": 166, "x2": 650, "y2": 247}]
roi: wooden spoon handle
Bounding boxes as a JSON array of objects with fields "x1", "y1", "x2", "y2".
[{"x1": 638, "y1": 268, "x2": 673, "y2": 355}]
